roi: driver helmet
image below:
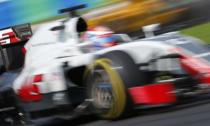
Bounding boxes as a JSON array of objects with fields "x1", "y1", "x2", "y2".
[{"x1": 82, "y1": 26, "x2": 118, "y2": 50}]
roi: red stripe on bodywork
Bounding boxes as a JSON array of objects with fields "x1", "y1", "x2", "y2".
[
  {"x1": 171, "y1": 48, "x2": 210, "y2": 85},
  {"x1": 180, "y1": 56, "x2": 210, "y2": 75},
  {"x1": 129, "y1": 83, "x2": 177, "y2": 105},
  {"x1": 18, "y1": 75, "x2": 43, "y2": 102},
  {"x1": 180, "y1": 56, "x2": 210, "y2": 84}
]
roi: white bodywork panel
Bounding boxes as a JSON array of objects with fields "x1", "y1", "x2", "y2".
[
  {"x1": 97, "y1": 40, "x2": 175, "y2": 64},
  {"x1": 13, "y1": 17, "x2": 94, "y2": 93}
]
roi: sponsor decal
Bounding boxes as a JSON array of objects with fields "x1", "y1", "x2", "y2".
[{"x1": 0, "y1": 28, "x2": 19, "y2": 45}]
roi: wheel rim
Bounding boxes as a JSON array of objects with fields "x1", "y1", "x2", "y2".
[
  {"x1": 91, "y1": 70, "x2": 114, "y2": 111},
  {"x1": 87, "y1": 58, "x2": 126, "y2": 119}
]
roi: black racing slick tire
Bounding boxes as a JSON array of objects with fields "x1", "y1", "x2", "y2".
[
  {"x1": 85, "y1": 51, "x2": 149, "y2": 119},
  {"x1": 86, "y1": 58, "x2": 127, "y2": 119}
]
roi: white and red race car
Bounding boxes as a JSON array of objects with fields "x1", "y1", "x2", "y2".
[{"x1": 1, "y1": 4, "x2": 210, "y2": 126}]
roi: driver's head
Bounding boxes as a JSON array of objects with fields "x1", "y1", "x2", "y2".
[{"x1": 82, "y1": 26, "x2": 118, "y2": 50}]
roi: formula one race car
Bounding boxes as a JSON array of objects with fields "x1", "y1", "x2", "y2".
[{"x1": 1, "y1": 4, "x2": 210, "y2": 125}]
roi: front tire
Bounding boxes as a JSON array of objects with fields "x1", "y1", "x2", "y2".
[{"x1": 86, "y1": 58, "x2": 127, "y2": 119}]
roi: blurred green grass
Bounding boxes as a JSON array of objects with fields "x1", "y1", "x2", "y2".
[{"x1": 181, "y1": 22, "x2": 210, "y2": 43}]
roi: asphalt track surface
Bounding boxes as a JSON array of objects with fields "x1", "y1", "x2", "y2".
[
  {"x1": 35, "y1": 97, "x2": 210, "y2": 126},
  {"x1": 2, "y1": 0, "x2": 210, "y2": 126}
]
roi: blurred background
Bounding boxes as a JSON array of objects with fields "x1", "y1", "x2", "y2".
[
  {"x1": 0, "y1": 0, "x2": 198, "y2": 32},
  {"x1": 0, "y1": 0, "x2": 121, "y2": 28},
  {"x1": 2, "y1": 0, "x2": 210, "y2": 39}
]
